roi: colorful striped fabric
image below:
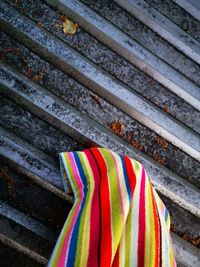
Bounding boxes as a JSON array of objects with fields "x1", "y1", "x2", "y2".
[{"x1": 48, "y1": 147, "x2": 176, "y2": 267}]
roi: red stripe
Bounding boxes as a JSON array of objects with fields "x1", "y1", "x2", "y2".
[
  {"x1": 124, "y1": 156, "x2": 136, "y2": 196},
  {"x1": 85, "y1": 149, "x2": 100, "y2": 267},
  {"x1": 112, "y1": 245, "x2": 120, "y2": 267},
  {"x1": 91, "y1": 148, "x2": 112, "y2": 267},
  {"x1": 150, "y1": 186, "x2": 160, "y2": 267},
  {"x1": 138, "y1": 167, "x2": 146, "y2": 267}
]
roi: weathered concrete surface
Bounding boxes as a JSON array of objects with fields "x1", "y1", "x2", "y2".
[
  {"x1": 0, "y1": 214, "x2": 53, "y2": 258},
  {"x1": 1, "y1": 10, "x2": 200, "y2": 161},
  {"x1": 0, "y1": 0, "x2": 200, "y2": 265},
  {"x1": 0, "y1": 36, "x2": 200, "y2": 189},
  {"x1": 0, "y1": 163, "x2": 71, "y2": 232},
  {"x1": 113, "y1": 0, "x2": 200, "y2": 66},
  {"x1": 1, "y1": 65, "x2": 200, "y2": 218},
  {"x1": 82, "y1": 0, "x2": 200, "y2": 85},
  {"x1": 145, "y1": 0, "x2": 200, "y2": 41},
  {"x1": 44, "y1": 0, "x2": 200, "y2": 110},
  {"x1": 3, "y1": 0, "x2": 200, "y2": 132},
  {"x1": 0, "y1": 233, "x2": 48, "y2": 266}
]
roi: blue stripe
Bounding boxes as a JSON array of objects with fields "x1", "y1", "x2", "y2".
[
  {"x1": 165, "y1": 207, "x2": 169, "y2": 222},
  {"x1": 120, "y1": 155, "x2": 132, "y2": 200},
  {"x1": 66, "y1": 152, "x2": 88, "y2": 267}
]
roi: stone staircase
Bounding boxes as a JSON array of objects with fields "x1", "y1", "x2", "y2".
[{"x1": 0, "y1": 0, "x2": 200, "y2": 266}]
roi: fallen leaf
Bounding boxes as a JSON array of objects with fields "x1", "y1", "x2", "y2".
[
  {"x1": 163, "y1": 106, "x2": 169, "y2": 113},
  {"x1": 131, "y1": 139, "x2": 143, "y2": 151},
  {"x1": 109, "y1": 121, "x2": 124, "y2": 136},
  {"x1": 33, "y1": 72, "x2": 44, "y2": 81},
  {"x1": 61, "y1": 15, "x2": 78, "y2": 35},
  {"x1": 152, "y1": 152, "x2": 167, "y2": 165},
  {"x1": 154, "y1": 136, "x2": 169, "y2": 149},
  {"x1": 191, "y1": 237, "x2": 200, "y2": 246},
  {"x1": 127, "y1": 134, "x2": 143, "y2": 151}
]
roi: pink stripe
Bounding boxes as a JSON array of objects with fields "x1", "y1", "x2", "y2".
[
  {"x1": 138, "y1": 166, "x2": 146, "y2": 267},
  {"x1": 110, "y1": 151, "x2": 125, "y2": 221},
  {"x1": 58, "y1": 152, "x2": 84, "y2": 267}
]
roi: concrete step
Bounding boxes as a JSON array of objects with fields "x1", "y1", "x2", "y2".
[
  {"x1": 0, "y1": 233, "x2": 48, "y2": 266},
  {"x1": 0, "y1": 213, "x2": 53, "y2": 259},
  {"x1": 78, "y1": 0, "x2": 200, "y2": 87},
  {"x1": 144, "y1": 0, "x2": 200, "y2": 42},
  {"x1": 1, "y1": 66, "x2": 199, "y2": 219},
  {"x1": 1, "y1": 2, "x2": 200, "y2": 134},
  {"x1": 113, "y1": 0, "x2": 200, "y2": 64},
  {"x1": 171, "y1": 0, "x2": 200, "y2": 21},
  {"x1": 0, "y1": 4, "x2": 200, "y2": 161},
  {"x1": 0, "y1": 63, "x2": 199, "y2": 188},
  {"x1": 0, "y1": 0, "x2": 199, "y2": 265},
  {"x1": 0, "y1": 126, "x2": 199, "y2": 265},
  {"x1": 45, "y1": 0, "x2": 200, "y2": 111},
  {"x1": 0, "y1": 163, "x2": 72, "y2": 232}
]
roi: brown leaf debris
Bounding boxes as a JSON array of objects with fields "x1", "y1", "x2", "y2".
[
  {"x1": 163, "y1": 106, "x2": 169, "y2": 113},
  {"x1": 152, "y1": 152, "x2": 167, "y2": 165},
  {"x1": 191, "y1": 237, "x2": 200, "y2": 246},
  {"x1": 33, "y1": 72, "x2": 44, "y2": 81},
  {"x1": 127, "y1": 134, "x2": 143, "y2": 151},
  {"x1": 131, "y1": 139, "x2": 143, "y2": 151},
  {"x1": 109, "y1": 121, "x2": 124, "y2": 136},
  {"x1": 154, "y1": 136, "x2": 169, "y2": 149}
]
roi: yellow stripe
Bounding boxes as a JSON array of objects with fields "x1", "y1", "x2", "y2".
[
  {"x1": 113, "y1": 153, "x2": 130, "y2": 221},
  {"x1": 101, "y1": 149, "x2": 124, "y2": 259},
  {"x1": 123, "y1": 201, "x2": 133, "y2": 267}
]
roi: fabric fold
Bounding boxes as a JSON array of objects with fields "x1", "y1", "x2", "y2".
[{"x1": 48, "y1": 147, "x2": 176, "y2": 267}]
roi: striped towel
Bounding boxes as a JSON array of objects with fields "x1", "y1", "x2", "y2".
[{"x1": 48, "y1": 147, "x2": 176, "y2": 267}]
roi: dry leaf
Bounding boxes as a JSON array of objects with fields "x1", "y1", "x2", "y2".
[
  {"x1": 163, "y1": 106, "x2": 169, "y2": 113},
  {"x1": 191, "y1": 237, "x2": 200, "y2": 246},
  {"x1": 33, "y1": 72, "x2": 44, "y2": 81},
  {"x1": 109, "y1": 121, "x2": 124, "y2": 136},
  {"x1": 152, "y1": 152, "x2": 167, "y2": 165},
  {"x1": 127, "y1": 134, "x2": 143, "y2": 151},
  {"x1": 154, "y1": 136, "x2": 169, "y2": 149},
  {"x1": 61, "y1": 15, "x2": 78, "y2": 35},
  {"x1": 131, "y1": 139, "x2": 143, "y2": 151}
]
